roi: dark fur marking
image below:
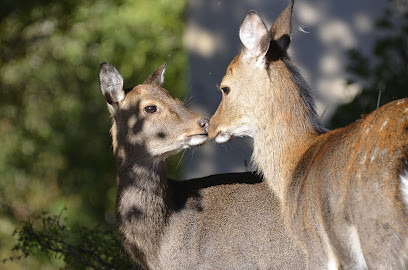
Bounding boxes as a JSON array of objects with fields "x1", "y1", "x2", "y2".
[{"x1": 126, "y1": 206, "x2": 144, "y2": 222}]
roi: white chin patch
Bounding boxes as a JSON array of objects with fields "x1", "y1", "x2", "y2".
[
  {"x1": 187, "y1": 135, "x2": 208, "y2": 146},
  {"x1": 215, "y1": 132, "x2": 231, "y2": 143}
]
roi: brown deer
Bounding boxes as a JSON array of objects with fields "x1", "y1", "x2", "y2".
[
  {"x1": 208, "y1": 1, "x2": 408, "y2": 269},
  {"x1": 99, "y1": 62, "x2": 306, "y2": 269}
]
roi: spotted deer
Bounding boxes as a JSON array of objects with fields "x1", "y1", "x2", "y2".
[
  {"x1": 99, "y1": 62, "x2": 306, "y2": 269},
  {"x1": 208, "y1": 1, "x2": 408, "y2": 269}
]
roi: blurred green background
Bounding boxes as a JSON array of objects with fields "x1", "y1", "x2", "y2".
[{"x1": 0, "y1": 0, "x2": 187, "y2": 268}]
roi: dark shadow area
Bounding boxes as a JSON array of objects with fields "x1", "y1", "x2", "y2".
[{"x1": 170, "y1": 171, "x2": 261, "y2": 211}]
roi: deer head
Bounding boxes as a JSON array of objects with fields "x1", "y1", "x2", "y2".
[
  {"x1": 99, "y1": 62, "x2": 209, "y2": 160},
  {"x1": 208, "y1": 1, "x2": 304, "y2": 142}
]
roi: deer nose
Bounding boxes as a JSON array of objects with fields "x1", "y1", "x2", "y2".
[{"x1": 199, "y1": 117, "x2": 209, "y2": 133}]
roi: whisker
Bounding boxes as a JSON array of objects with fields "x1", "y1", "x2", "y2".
[
  {"x1": 236, "y1": 140, "x2": 251, "y2": 155},
  {"x1": 176, "y1": 151, "x2": 186, "y2": 169},
  {"x1": 189, "y1": 148, "x2": 197, "y2": 159},
  {"x1": 221, "y1": 143, "x2": 230, "y2": 153},
  {"x1": 183, "y1": 86, "x2": 194, "y2": 104}
]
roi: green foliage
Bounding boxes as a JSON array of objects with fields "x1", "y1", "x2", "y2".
[
  {"x1": 3, "y1": 211, "x2": 139, "y2": 269},
  {"x1": 331, "y1": 0, "x2": 408, "y2": 128},
  {"x1": 0, "y1": 0, "x2": 187, "y2": 268}
]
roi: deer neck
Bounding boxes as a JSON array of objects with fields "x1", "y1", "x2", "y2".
[
  {"x1": 112, "y1": 122, "x2": 169, "y2": 267},
  {"x1": 252, "y1": 59, "x2": 324, "y2": 201}
]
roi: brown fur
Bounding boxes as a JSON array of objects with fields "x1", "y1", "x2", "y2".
[
  {"x1": 99, "y1": 62, "x2": 306, "y2": 269},
  {"x1": 209, "y1": 2, "x2": 408, "y2": 269}
]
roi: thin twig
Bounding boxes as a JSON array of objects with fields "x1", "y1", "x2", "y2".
[
  {"x1": 377, "y1": 88, "x2": 382, "y2": 109},
  {"x1": 320, "y1": 105, "x2": 328, "y2": 120}
]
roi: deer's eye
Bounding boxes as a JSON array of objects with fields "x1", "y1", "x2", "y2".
[
  {"x1": 144, "y1": 105, "x2": 158, "y2": 114},
  {"x1": 221, "y1": 86, "x2": 230, "y2": 95}
]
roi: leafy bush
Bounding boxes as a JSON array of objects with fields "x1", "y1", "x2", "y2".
[
  {"x1": 4, "y1": 211, "x2": 140, "y2": 269},
  {"x1": 331, "y1": 0, "x2": 408, "y2": 127},
  {"x1": 0, "y1": 0, "x2": 186, "y2": 268}
]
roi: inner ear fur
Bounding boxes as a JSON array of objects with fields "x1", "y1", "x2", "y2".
[
  {"x1": 239, "y1": 10, "x2": 270, "y2": 58},
  {"x1": 99, "y1": 62, "x2": 125, "y2": 105}
]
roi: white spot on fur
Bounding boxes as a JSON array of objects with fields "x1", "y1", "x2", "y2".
[
  {"x1": 107, "y1": 103, "x2": 117, "y2": 115},
  {"x1": 128, "y1": 115, "x2": 137, "y2": 129},
  {"x1": 397, "y1": 99, "x2": 407, "y2": 105},
  {"x1": 348, "y1": 226, "x2": 368, "y2": 269},
  {"x1": 400, "y1": 164, "x2": 408, "y2": 208},
  {"x1": 370, "y1": 148, "x2": 377, "y2": 161},
  {"x1": 214, "y1": 132, "x2": 231, "y2": 143},
  {"x1": 127, "y1": 115, "x2": 143, "y2": 146},
  {"x1": 360, "y1": 154, "x2": 366, "y2": 164},
  {"x1": 380, "y1": 119, "x2": 388, "y2": 130},
  {"x1": 325, "y1": 240, "x2": 339, "y2": 270},
  {"x1": 327, "y1": 253, "x2": 338, "y2": 270}
]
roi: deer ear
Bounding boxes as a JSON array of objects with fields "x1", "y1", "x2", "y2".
[
  {"x1": 239, "y1": 11, "x2": 270, "y2": 59},
  {"x1": 269, "y1": 0, "x2": 294, "y2": 52},
  {"x1": 143, "y1": 63, "x2": 166, "y2": 86},
  {"x1": 99, "y1": 62, "x2": 125, "y2": 105}
]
